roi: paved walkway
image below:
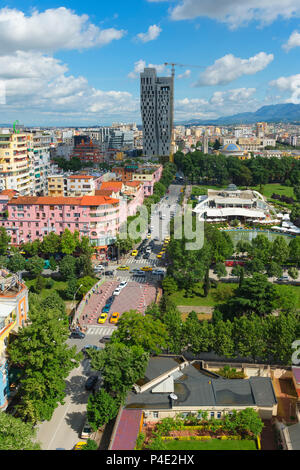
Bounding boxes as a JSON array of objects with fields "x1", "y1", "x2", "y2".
[{"x1": 272, "y1": 378, "x2": 298, "y2": 424}]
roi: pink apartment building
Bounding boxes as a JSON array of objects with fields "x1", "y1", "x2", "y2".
[{"x1": 0, "y1": 195, "x2": 120, "y2": 255}]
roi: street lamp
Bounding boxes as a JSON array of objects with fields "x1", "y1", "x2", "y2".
[{"x1": 72, "y1": 283, "x2": 83, "y2": 325}]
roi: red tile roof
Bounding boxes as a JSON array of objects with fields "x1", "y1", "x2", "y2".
[
  {"x1": 7, "y1": 195, "x2": 119, "y2": 207},
  {"x1": 95, "y1": 189, "x2": 114, "y2": 197},
  {"x1": 101, "y1": 181, "x2": 123, "y2": 192},
  {"x1": 67, "y1": 175, "x2": 93, "y2": 180},
  {"x1": 111, "y1": 409, "x2": 143, "y2": 450}
]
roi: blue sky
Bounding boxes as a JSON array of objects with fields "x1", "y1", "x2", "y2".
[{"x1": 1, "y1": 0, "x2": 300, "y2": 125}]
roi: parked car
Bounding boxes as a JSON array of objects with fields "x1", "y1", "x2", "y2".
[
  {"x1": 74, "y1": 441, "x2": 87, "y2": 450},
  {"x1": 131, "y1": 250, "x2": 138, "y2": 257},
  {"x1": 133, "y1": 271, "x2": 146, "y2": 278},
  {"x1": 277, "y1": 275, "x2": 289, "y2": 281},
  {"x1": 98, "y1": 313, "x2": 108, "y2": 324},
  {"x1": 146, "y1": 246, "x2": 152, "y2": 253},
  {"x1": 101, "y1": 305, "x2": 110, "y2": 314},
  {"x1": 105, "y1": 270, "x2": 114, "y2": 276},
  {"x1": 110, "y1": 312, "x2": 120, "y2": 324},
  {"x1": 113, "y1": 287, "x2": 122, "y2": 296},
  {"x1": 81, "y1": 345, "x2": 101, "y2": 354},
  {"x1": 81, "y1": 418, "x2": 93, "y2": 439},
  {"x1": 70, "y1": 331, "x2": 85, "y2": 339},
  {"x1": 94, "y1": 264, "x2": 105, "y2": 270},
  {"x1": 100, "y1": 336, "x2": 111, "y2": 344},
  {"x1": 85, "y1": 375, "x2": 98, "y2": 391},
  {"x1": 106, "y1": 295, "x2": 115, "y2": 304},
  {"x1": 119, "y1": 281, "x2": 128, "y2": 289}
]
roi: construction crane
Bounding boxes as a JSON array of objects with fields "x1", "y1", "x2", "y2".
[{"x1": 164, "y1": 62, "x2": 206, "y2": 78}]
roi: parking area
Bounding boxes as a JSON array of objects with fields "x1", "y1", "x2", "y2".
[{"x1": 78, "y1": 278, "x2": 157, "y2": 328}]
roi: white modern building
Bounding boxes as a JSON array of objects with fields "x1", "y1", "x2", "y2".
[
  {"x1": 193, "y1": 184, "x2": 273, "y2": 222},
  {"x1": 140, "y1": 68, "x2": 174, "y2": 158}
]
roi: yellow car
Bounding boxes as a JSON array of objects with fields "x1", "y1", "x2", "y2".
[
  {"x1": 147, "y1": 234, "x2": 151, "y2": 239},
  {"x1": 140, "y1": 266, "x2": 153, "y2": 272},
  {"x1": 117, "y1": 265, "x2": 130, "y2": 271},
  {"x1": 161, "y1": 249, "x2": 166, "y2": 253},
  {"x1": 131, "y1": 250, "x2": 138, "y2": 257},
  {"x1": 110, "y1": 312, "x2": 120, "y2": 324},
  {"x1": 157, "y1": 253, "x2": 162, "y2": 259},
  {"x1": 74, "y1": 441, "x2": 87, "y2": 450},
  {"x1": 164, "y1": 236, "x2": 170, "y2": 241},
  {"x1": 98, "y1": 313, "x2": 108, "y2": 324}
]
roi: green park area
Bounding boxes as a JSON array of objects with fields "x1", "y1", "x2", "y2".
[{"x1": 168, "y1": 282, "x2": 238, "y2": 308}]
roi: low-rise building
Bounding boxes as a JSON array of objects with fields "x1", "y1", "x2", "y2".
[
  {"x1": 193, "y1": 184, "x2": 273, "y2": 223},
  {"x1": 110, "y1": 356, "x2": 277, "y2": 450},
  {"x1": 0, "y1": 269, "x2": 29, "y2": 409}
]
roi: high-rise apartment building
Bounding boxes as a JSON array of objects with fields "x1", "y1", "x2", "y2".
[
  {"x1": 140, "y1": 68, "x2": 174, "y2": 158},
  {"x1": 0, "y1": 132, "x2": 32, "y2": 195}
]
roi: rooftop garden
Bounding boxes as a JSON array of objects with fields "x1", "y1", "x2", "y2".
[{"x1": 136, "y1": 408, "x2": 263, "y2": 451}]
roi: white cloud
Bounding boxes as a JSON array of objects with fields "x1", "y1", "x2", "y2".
[
  {"x1": 0, "y1": 50, "x2": 138, "y2": 121},
  {"x1": 136, "y1": 25, "x2": 162, "y2": 43},
  {"x1": 283, "y1": 30, "x2": 300, "y2": 51},
  {"x1": 175, "y1": 88, "x2": 259, "y2": 120},
  {"x1": 194, "y1": 52, "x2": 274, "y2": 86},
  {"x1": 0, "y1": 7, "x2": 125, "y2": 54},
  {"x1": 270, "y1": 74, "x2": 300, "y2": 104},
  {"x1": 128, "y1": 59, "x2": 167, "y2": 78},
  {"x1": 148, "y1": 0, "x2": 300, "y2": 29},
  {"x1": 178, "y1": 69, "x2": 191, "y2": 79}
]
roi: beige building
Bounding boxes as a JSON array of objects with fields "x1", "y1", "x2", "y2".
[{"x1": 47, "y1": 175, "x2": 67, "y2": 197}]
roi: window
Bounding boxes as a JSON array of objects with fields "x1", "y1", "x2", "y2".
[
  {"x1": 217, "y1": 412, "x2": 222, "y2": 419},
  {"x1": 210, "y1": 412, "x2": 215, "y2": 419},
  {"x1": 152, "y1": 412, "x2": 159, "y2": 419}
]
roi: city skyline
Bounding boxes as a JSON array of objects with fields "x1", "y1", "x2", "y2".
[{"x1": 0, "y1": 1, "x2": 300, "y2": 125}]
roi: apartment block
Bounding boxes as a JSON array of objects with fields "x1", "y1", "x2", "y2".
[
  {"x1": 0, "y1": 132, "x2": 32, "y2": 195},
  {"x1": 0, "y1": 195, "x2": 120, "y2": 249}
]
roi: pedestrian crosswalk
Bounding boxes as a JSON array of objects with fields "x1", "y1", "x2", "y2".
[
  {"x1": 114, "y1": 275, "x2": 148, "y2": 284},
  {"x1": 125, "y1": 257, "x2": 158, "y2": 265},
  {"x1": 86, "y1": 326, "x2": 116, "y2": 337}
]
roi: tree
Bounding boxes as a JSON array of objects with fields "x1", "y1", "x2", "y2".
[
  {"x1": 64, "y1": 278, "x2": 78, "y2": 300},
  {"x1": 112, "y1": 310, "x2": 169, "y2": 355},
  {"x1": 40, "y1": 232, "x2": 61, "y2": 255},
  {"x1": 233, "y1": 315, "x2": 266, "y2": 361},
  {"x1": 40, "y1": 291, "x2": 66, "y2": 316},
  {"x1": 7, "y1": 253, "x2": 26, "y2": 273},
  {"x1": 289, "y1": 238, "x2": 300, "y2": 266},
  {"x1": 87, "y1": 389, "x2": 119, "y2": 431},
  {"x1": 225, "y1": 408, "x2": 264, "y2": 438},
  {"x1": 76, "y1": 254, "x2": 93, "y2": 278},
  {"x1": 203, "y1": 268, "x2": 211, "y2": 297},
  {"x1": 288, "y1": 267, "x2": 299, "y2": 280},
  {"x1": 162, "y1": 276, "x2": 178, "y2": 295},
  {"x1": 81, "y1": 439, "x2": 98, "y2": 450},
  {"x1": 7, "y1": 303, "x2": 81, "y2": 423},
  {"x1": 271, "y1": 237, "x2": 289, "y2": 265},
  {"x1": 290, "y1": 204, "x2": 300, "y2": 227},
  {"x1": 89, "y1": 342, "x2": 149, "y2": 398},
  {"x1": 77, "y1": 276, "x2": 97, "y2": 298},
  {"x1": 214, "y1": 262, "x2": 227, "y2": 279},
  {"x1": 59, "y1": 255, "x2": 76, "y2": 281},
  {"x1": 49, "y1": 256, "x2": 57, "y2": 272},
  {"x1": 221, "y1": 274, "x2": 278, "y2": 318},
  {"x1": 0, "y1": 227, "x2": 11, "y2": 255},
  {"x1": 26, "y1": 256, "x2": 45, "y2": 277},
  {"x1": 0, "y1": 412, "x2": 40, "y2": 450},
  {"x1": 60, "y1": 229, "x2": 79, "y2": 255},
  {"x1": 162, "y1": 309, "x2": 184, "y2": 354},
  {"x1": 267, "y1": 262, "x2": 283, "y2": 279}
]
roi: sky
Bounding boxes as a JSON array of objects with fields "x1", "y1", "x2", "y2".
[{"x1": 0, "y1": 0, "x2": 300, "y2": 126}]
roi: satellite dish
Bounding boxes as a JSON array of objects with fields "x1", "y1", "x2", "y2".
[{"x1": 169, "y1": 393, "x2": 178, "y2": 400}]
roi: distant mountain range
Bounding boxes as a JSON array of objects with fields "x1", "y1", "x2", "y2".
[{"x1": 179, "y1": 103, "x2": 300, "y2": 126}]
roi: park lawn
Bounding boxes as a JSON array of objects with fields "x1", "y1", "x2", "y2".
[
  {"x1": 169, "y1": 282, "x2": 238, "y2": 307},
  {"x1": 25, "y1": 278, "x2": 68, "y2": 300},
  {"x1": 276, "y1": 284, "x2": 300, "y2": 309},
  {"x1": 162, "y1": 439, "x2": 257, "y2": 450},
  {"x1": 250, "y1": 184, "x2": 294, "y2": 199}
]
